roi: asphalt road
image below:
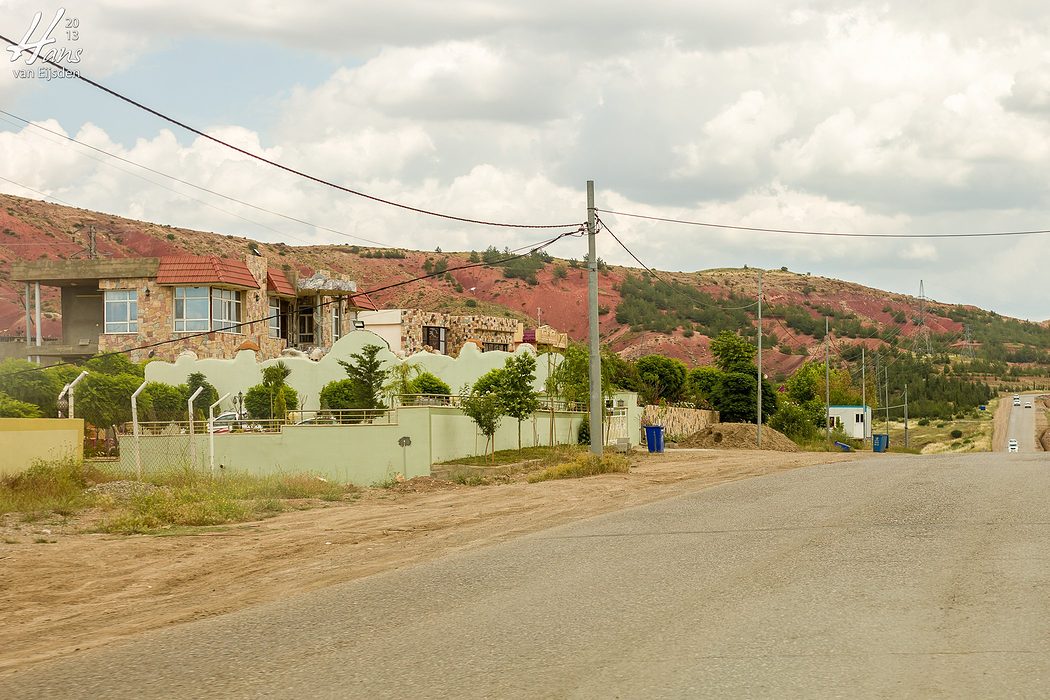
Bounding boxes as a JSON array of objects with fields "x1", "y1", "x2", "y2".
[
  {"x1": 6, "y1": 453, "x2": 1050, "y2": 699},
  {"x1": 1003, "y1": 393, "x2": 1042, "y2": 452}
]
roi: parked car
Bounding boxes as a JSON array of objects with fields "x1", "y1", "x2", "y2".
[
  {"x1": 294, "y1": 416, "x2": 338, "y2": 426},
  {"x1": 1008, "y1": 439, "x2": 1019, "y2": 453}
]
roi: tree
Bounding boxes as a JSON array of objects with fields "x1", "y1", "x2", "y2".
[
  {"x1": 0, "y1": 390, "x2": 41, "y2": 417},
  {"x1": 710, "y1": 330, "x2": 757, "y2": 374},
  {"x1": 0, "y1": 358, "x2": 64, "y2": 416},
  {"x1": 244, "y1": 361, "x2": 297, "y2": 420},
  {"x1": 411, "y1": 372, "x2": 451, "y2": 396},
  {"x1": 710, "y1": 372, "x2": 759, "y2": 423},
  {"x1": 85, "y1": 353, "x2": 144, "y2": 378},
  {"x1": 460, "y1": 378, "x2": 505, "y2": 461},
  {"x1": 687, "y1": 366, "x2": 722, "y2": 408},
  {"x1": 383, "y1": 362, "x2": 422, "y2": 404},
  {"x1": 769, "y1": 401, "x2": 818, "y2": 441},
  {"x1": 636, "y1": 354, "x2": 687, "y2": 404},
  {"x1": 142, "y1": 382, "x2": 188, "y2": 422},
  {"x1": 501, "y1": 353, "x2": 540, "y2": 451},
  {"x1": 186, "y1": 372, "x2": 218, "y2": 419},
  {"x1": 78, "y1": 373, "x2": 144, "y2": 428},
  {"x1": 337, "y1": 344, "x2": 389, "y2": 412}
]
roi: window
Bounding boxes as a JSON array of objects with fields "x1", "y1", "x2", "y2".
[
  {"x1": 856, "y1": 413, "x2": 864, "y2": 424},
  {"x1": 423, "y1": 326, "x2": 447, "y2": 354},
  {"x1": 482, "y1": 342, "x2": 508, "y2": 352},
  {"x1": 332, "y1": 304, "x2": 342, "y2": 342},
  {"x1": 104, "y1": 290, "x2": 137, "y2": 334},
  {"x1": 211, "y1": 289, "x2": 242, "y2": 332},
  {"x1": 268, "y1": 297, "x2": 282, "y2": 339},
  {"x1": 174, "y1": 287, "x2": 210, "y2": 332},
  {"x1": 298, "y1": 307, "x2": 315, "y2": 345}
]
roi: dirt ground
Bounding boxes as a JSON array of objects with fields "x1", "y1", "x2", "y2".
[{"x1": 0, "y1": 449, "x2": 864, "y2": 677}]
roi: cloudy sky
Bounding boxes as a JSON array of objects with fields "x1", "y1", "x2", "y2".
[{"x1": 2, "y1": 1, "x2": 1049, "y2": 320}]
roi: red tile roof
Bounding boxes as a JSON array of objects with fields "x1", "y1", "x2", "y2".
[
  {"x1": 156, "y1": 256, "x2": 260, "y2": 289},
  {"x1": 351, "y1": 294, "x2": 378, "y2": 311},
  {"x1": 266, "y1": 268, "x2": 295, "y2": 297}
]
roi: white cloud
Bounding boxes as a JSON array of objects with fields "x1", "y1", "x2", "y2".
[{"x1": 3, "y1": 1, "x2": 1050, "y2": 320}]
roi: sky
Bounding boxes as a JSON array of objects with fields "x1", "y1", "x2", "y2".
[{"x1": 1, "y1": 1, "x2": 1049, "y2": 321}]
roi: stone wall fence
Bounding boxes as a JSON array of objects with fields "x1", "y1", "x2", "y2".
[{"x1": 641, "y1": 405, "x2": 718, "y2": 441}]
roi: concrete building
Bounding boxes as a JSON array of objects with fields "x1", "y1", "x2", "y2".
[
  {"x1": 11, "y1": 255, "x2": 375, "y2": 363},
  {"x1": 357, "y1": 309, "x2": 568, "y2": 357},
  {"x1": 829, "y1": 405, "x2": 872, "y2": 440}
]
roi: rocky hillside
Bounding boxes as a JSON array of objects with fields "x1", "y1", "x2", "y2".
[{"x1": 0, "y1": 193, "x2": 1046, "y2": 378}]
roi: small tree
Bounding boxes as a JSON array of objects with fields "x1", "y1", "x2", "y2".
[
  {"x1": 78, "y1": 373, "x2": 144, "y2": 429},
  {"x1": 411, "y1": 372, "x2": 451, "y2": 396},
  {"x1": 383, "y1": 362, "x2": 422, "y2": 405},
  {"x1": 0, "y1": 358, "x2": 64, "y2": 416},
  {"x1": 142, "y1": 382, "x2": 188, "y2": 422},
  {"x1": 186, "y1": 372, "x2": 218, "y2": 420},
  {"x1": 501, "y1": 353, "x2": 540, "y2": 451},
  {"x1": 460, "y1": 381, "x2": 505, "y2": 461},
  {"x1": 337, "y1": 344, "x2": 389, "y2": 414},
  {"x1": 244, "y1": 361, "x2": 297, "y2": 421},
  {"x1": 0, "y1": 390, "x2": 41, "y2": 418}
]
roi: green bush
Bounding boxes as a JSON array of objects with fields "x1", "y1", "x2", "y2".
[
  {"x1": 950, "y1": 429, "x2": 963, "y2": 439},
  {"x1": 411, "y1": 372, "x2": 451, "y2": 396}
]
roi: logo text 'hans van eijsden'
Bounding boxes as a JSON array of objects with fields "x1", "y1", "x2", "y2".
[{"x1": 8, "y1": 8, "x2": 83, "y2": 81}]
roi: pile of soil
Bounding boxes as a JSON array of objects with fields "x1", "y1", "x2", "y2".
[
  {"x1": 675, "y1": 423, "x2": 800, "y2": 452},
  {"x1": 387, "y1": 476, "x2": 460, "y2": 494}
]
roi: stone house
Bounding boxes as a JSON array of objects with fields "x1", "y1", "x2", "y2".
[
  {"x1": 11, "y1": 255, "x2": 376, "y2": 363},
  {"x1": 356, "y1": 309, "x2": 568, "y2": 357}
]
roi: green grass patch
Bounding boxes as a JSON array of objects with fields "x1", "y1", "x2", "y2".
[
  {"x1": 439, "y1": 445, "x2": 584, "y2": 467},
  {"x1": 527, "y1": 453, "x2": 631, "y2": 483},
  {"x1": 449, "y1": 469, "x2": 487, "y2": 486}
]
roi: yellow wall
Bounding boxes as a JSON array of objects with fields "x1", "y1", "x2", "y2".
[{"x1": 0, "y1": 419, "x2": 84, "y2": 478}]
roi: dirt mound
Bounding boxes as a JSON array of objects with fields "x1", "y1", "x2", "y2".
[{"x1": 675, "y1": 423, "x2": 800, "y2": 452}]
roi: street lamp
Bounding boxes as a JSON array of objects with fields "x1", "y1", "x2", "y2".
[{"x1": 236, "y1": 391, "x2": 244, "y2": 418}]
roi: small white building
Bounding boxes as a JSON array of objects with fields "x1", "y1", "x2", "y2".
[{"x1": 829, "y1": 405, "x2": 872, "y2": 439}]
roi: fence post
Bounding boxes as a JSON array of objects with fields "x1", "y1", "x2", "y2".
[
  {"x1": 187, "y1": 386, "x2": 204, "y2": 469},
  {"x1": 131, "y1": 380, "x2": 148, "y2": 480},
  {"x1": 209, "y1": 393, "x2": 231, "y2": 476}
]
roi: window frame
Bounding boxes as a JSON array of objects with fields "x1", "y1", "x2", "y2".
[
  {"x1": 173, "y1": 286, "x2": 211, "y2": 333},
  {"x1": 211, "y1": 288, "x2": 242, "y2": 333},
  {"x1": 103, "y1": 289, "x2": 138, "y2": 334},
  {"x1": 422, "y1": 325, "x2": 447, "y2": 354}
]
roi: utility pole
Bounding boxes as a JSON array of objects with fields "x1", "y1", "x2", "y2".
[
  {"x1": 825, "y1": 317, "x2": 831, "y2": 446},
  {"x1": 904, "y1": 383, "x2": 909, "y2": 448},
  {"x1": 884, "y1": 365, "x2": 890, "y2": 435},
  {"x1": 861, "y1": 346, "x2": 867, "y2": 446},
  {"x1": 587, "y1": 180, "x2": 602, "y2": 456},
  {"x1": 757, "y1": 268, "x2": 762, "y2": 448},
  {"x1": 87, "y1": 225, "x2": 97, "y2": 260}
]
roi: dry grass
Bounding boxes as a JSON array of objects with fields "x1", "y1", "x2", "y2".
[
  {"x1": 1, "y1": 459, "x2": 361, "y2": 534},
  {"x1": 526, "y1": 453, "x2": 631, "y2": 483}
]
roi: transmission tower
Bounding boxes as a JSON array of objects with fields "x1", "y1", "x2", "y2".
[
  {"x1": 963, "y1": 324, "x2": 976, "y2": 360},
  {"x1": 912, "y1": 280, "x2": 932, "y2": 356}
]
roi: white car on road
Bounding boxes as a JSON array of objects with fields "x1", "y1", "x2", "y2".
[{"x1": 1008, "y1": 439, "x2": 1019, "y2": 453}]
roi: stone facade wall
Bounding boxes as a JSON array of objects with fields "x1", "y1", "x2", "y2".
[
  {"x1": 96, "y1": 267, "x2": 287, "y2": 363},
  {"x1": 641, "y1": 405, "x2": 719, "y2": 440},
  {"x1": 401, "y1": 310, "x2": 523, "y2": 357}
]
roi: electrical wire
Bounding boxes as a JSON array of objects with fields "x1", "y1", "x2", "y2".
[
  {"x1": 7, "y1": 227, "x2": 584, "y2": 378},
  {"x1": 0, "y1": 109, "x2": 391, "y2": 247},
  {"x1": 596, "y1": 208, "x2": 1050, "y2": 239},
  {"x1": 0, "y1": 35, "x2": 581, "y2": 231},
  {"x1": 595, "y1": 215, "x2": 758, "y2": 312}
]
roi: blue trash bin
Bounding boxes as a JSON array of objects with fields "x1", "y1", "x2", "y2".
[
  {"x1": 644, "y1": 425, "x2": 665, "y2": 453},
  {"x1": 873, "y1": 434, "x2": 888, "y2": 453}
]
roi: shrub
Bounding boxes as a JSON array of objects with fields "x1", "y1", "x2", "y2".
[
  {"x1": 527, "y1": 454, "x2": 629, "y2": 483},
  {"x1": 411, "y1": 372, "x2": 451, "y2": 396},
  {"x1": 917, "y1": 418, "x2": 930, "y2": 426},
  {"x1": 950, "y1": 429, "x2": 963, "y2": 439}
]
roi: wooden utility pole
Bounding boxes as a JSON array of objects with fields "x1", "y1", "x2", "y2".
[
  {"x1": 825, "y1": 317, "x2": 830, "y2": 446},
  {"x1": 587, "y1": 181, "x2": 602, "y2": 456},
  {"x1": 756, "y1": 269, "x2": 762, "y2": 447},
  {"x1": 861, "y1": 346, "x2": 867, "y2": 446}
]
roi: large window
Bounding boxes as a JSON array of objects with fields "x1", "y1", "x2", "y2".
[
  {"x1": 174, "y1": 287, "x2": 210, "y2": 332},
  {"x1": 482, "y1": 342, "x2": 508, "y2": 352},
  {"x1": 211, "y1": 288, "x2": 242, "y2": 332},
  {"x1": 104, "y1": 290, "x2": 137, "y2": 334},
  {"x1": 298, "y1": 307, "x2": 315, "y2": 345},
  {"x1": 423, "y1": 325, "x2": 447, "y2": 354}
]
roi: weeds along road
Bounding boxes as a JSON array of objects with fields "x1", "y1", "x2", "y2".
[{"x1": 6, "y1": 452, "x2": 1050, "y2": 699}]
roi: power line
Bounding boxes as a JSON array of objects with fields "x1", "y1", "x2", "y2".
[
  {"x1": 595, "y1": 215, "x2": 758, "y2": 313},
  {"x1": 0, "y1": 109, "x2": 389, "y2": 247},
  {"x1": 6, "y1": 227, "x2": 584, "y2": 378},
  {"x1": 596, "y1": 208, "x2": 1050, "y2": 239},
  {"x1": 0, "y1": 35, "x2": 580, "y2": 231}
]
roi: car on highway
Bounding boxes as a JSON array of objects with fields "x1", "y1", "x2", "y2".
[
  {"x1": 1025, "y1": 402, "x2": 1032, "y2": 408},
  {"x1": 1013, "y1": 398, "x2": 1022, "y2": 407},
  {"x1": 1008, "y1": 439, "x2": 1019, "y2": 453}
]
